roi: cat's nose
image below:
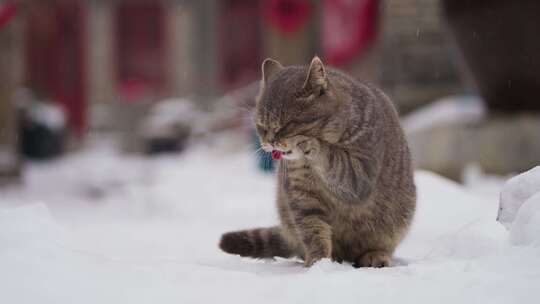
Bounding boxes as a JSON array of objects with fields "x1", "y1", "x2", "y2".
[{"x1": 267, "y1": 134, "x2": 276, "y2": 144}]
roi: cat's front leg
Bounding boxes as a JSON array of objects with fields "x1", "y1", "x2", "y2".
[
  {"x1": 287, "y1": 137, "x2": 333, "y2": 266},
  {"x1": 293, "y1": 205, "x2": 332, "y2": 267},
  {"x1": 286, "y1": 188, "x2": 332, "y2": 267}
]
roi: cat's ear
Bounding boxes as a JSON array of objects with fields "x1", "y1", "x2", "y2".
[
  {"x1": 303, "y1": 56, "x2": 328, "y2": 94},
  {"x1": 261, "y1": 58, "x2": 284, "y2": 83}
]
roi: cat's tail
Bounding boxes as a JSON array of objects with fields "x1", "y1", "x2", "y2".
[{"x1": 219, "y1": 226, "x2": 294, "y2": 259}]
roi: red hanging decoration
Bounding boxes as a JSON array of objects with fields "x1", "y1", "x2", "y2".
[
  {"x1": 263, "y1": 0, "x2": 312, "y2": 35},
  {"x1": 0, "y1": 2, "x2": 17, "y2": 29},
  {"x1": 323, "y1": 0, "x2": 378, "y2": 66}
]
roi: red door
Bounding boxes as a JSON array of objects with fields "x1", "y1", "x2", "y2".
[
  {"x1": 25, "y1": 1, "x2": 86, "y2": 135},
  {"x1": 115, "y1": 2, "x2": 165, "y2": 102}
]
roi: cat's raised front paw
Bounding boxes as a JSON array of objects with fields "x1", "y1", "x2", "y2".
[{"x1": 297, "y1": 137, "x2": 321, "y2": 159}]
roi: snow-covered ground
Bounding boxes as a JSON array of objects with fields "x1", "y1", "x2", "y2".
[{"x1": 1, "y1": 136, "x2": 540, "y2": 304}]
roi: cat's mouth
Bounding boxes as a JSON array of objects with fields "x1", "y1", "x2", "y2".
[{"x1": 271, "y1": 149, "x2": 292, "y2": 160}]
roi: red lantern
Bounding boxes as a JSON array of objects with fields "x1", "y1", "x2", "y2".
[
  {"x1": 0, "y1": 2, "x2": 17, "y2": 29},
  {"x1": 323, "y1": 0, "x2": 378, "y2": 66},
  {"x1": 263, "y1": 0, "x2": 312, "y2": 35}
]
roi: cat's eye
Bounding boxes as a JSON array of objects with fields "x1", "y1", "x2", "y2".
[{"x1": 275, "y1": 121, "x2": 298, "y2": 138}]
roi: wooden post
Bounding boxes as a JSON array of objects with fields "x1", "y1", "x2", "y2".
[
  {"x1": 0, "y1": 14, "x2": 22, "y2": 185},
  {"x1": 86, "y1": 0, "x2": 116, "y2": 131},
  {"x1": 166, "y1": 0, "x2": 194, "y2": 97},
  {"x1": 192, "y1": 0, "x2": 219, "y2": 108},
  {"x1": 262, "y1": 0, "x2": 320, "y2": 66}
]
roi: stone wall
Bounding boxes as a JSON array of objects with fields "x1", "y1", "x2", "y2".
[
  {"x1": 377, "y1": 0, "x2": 465, "y2": 114},
  {"x1": 408, "y1": 115, "x2": 540, "y2": 180}
]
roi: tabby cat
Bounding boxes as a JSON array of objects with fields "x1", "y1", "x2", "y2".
[{"x1": 219, "y1": 57, "x2": 416, "y2": 267}]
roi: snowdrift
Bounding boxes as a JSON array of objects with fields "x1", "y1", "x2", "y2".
[
  {"x1": 1, "y1": 142, "x2": 539, "y2": 304},
  {"x1": 498, "y1": 166, "x2": 540, "y2": 246}
]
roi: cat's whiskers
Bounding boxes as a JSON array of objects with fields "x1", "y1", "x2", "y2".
[{"x1": 252, "y1": 147, "x2": 268, "y2": 161}]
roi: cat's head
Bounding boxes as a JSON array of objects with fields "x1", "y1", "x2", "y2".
[{"x1": 254, "y1": 56, "x2": 344, "y2": 159}]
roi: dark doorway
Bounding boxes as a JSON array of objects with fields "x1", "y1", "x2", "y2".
[{"x1": 25, "y1": 1, "x2": 86, "y2": 135}]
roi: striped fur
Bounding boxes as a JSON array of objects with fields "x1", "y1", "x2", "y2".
[
  {"x1": 219, "y1": 57, "x2": 416, "y2": 268},
  {"x1": 219, "y1": 226, "x2": 293, "y2": 259}
]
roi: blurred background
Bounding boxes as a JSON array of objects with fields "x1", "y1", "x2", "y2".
[{"x1": 1, "y1": 0, "x2": 540, "y2": 187}]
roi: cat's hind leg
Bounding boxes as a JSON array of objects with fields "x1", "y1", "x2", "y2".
[{"x1": 353, "y1": 250, "x2": 391, "y2": 268}]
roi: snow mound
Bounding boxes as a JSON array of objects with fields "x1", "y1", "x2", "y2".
[
  {"x1": 509, "y1": 191, "x2": 540, "y2": 246},
  {"x1": 498, "y1": 166, "x2": 540, "y2": 229},
  {"x1": 139, "y1": 98, "x2": 205, "y2": 138},
  {"x1": 400, "y1": 171, "x2": 506, "y2": 260},
  {"x1": 402, "y1": 95, "x2": 485, "y2": 134},
  {"x1": 26, "y1": 100, "x2": 67, "y2": 130},
  {"x1": 0, "y1": 203, "x2": 64, "y2": 247}
]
